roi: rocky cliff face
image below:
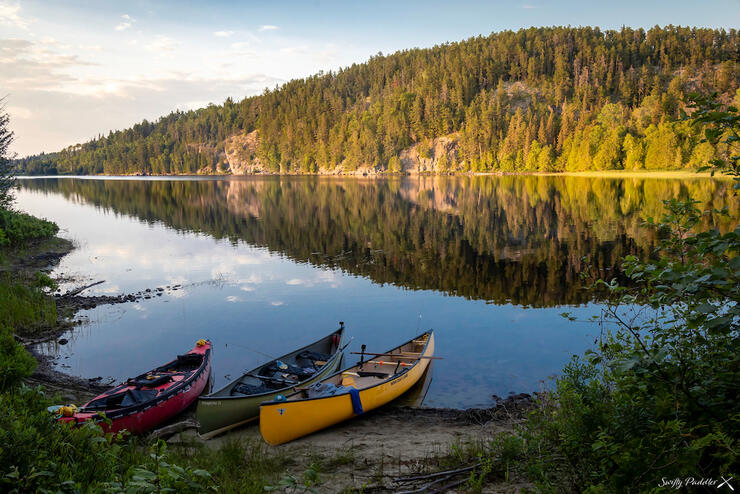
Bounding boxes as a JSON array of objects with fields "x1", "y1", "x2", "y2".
[
  {"x1": 223, "y1": 130, "x2": 461, "y2": 175},
  {"x1": 399, "y1": 135, "x2": 460, "y2": 173},
  {"x1": 224, "y1": 131, "x2": 267, "y2": 174}
]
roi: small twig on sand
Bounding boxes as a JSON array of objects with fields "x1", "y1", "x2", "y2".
[
  {"x1": 395, "y1": 474, "x2": 455, "y2": 494},
  {"x1": 428, "y1": 477, "x2": 469, "y2": 493},
  {"x1": 394, "y1": 463, "x2": 479, "y2": 483},
  {"x1": 148, "y1": 419, "x2": 199, "y2": 441},
  {"x1": 62, "y1": 280, "x2": 105, "y2": 297}
]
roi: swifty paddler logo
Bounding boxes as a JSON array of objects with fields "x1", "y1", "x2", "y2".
[{"x1": 659, "y1": 476, "x2": 734, "y2": 491}]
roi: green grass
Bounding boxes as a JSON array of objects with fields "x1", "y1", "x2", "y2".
[
  {"x1": 0, "y1": 274, "x2": 58, "y2": 335},
  {"x1": 166, "y1": 437, "x2": 292, "y2": 494},
  {"x1": 0, "y1": 208, "x2": 58, "y2": 247}
]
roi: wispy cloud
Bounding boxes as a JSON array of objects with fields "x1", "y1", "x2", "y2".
[
  {"x1": 115, "y1": 13, "x2": 134, "y2": 31},
  {"x1": 230, "y1": 41, "x2": 257, "y2": 57},
  {"x1": 77, "y1": 44, "x2": 103, "y2": 52},
  {"x1": 280, "y1": 45, "x2": 309, "y2": 55},
  {"x1": 0, "y1": 2, "x2": 31, "y2": 30},
  {"x1": 146, "y1": 35, "x2": 179, "y2": 53},
  {"x1": 258, "y1": 25, "x2": 278, "y2": 31},
  {"x1": 0, "y1": 38, "x2": 93, "y2": 92},
  {"x1": 214, "y1": 30, "x2": 234, "y2": 38}
]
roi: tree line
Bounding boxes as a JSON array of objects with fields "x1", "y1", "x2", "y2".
[{"x1": 16, "y1": 25, "x2": 740, "y2": 175}]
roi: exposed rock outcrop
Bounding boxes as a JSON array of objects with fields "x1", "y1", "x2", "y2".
[
  {"x1": 223, "y1": 130, "x2": 462, "y2": 175},
  {"x1": 399, "y1": 134, "x2": 460, "y2": 173},
  {"x1": 224, "y1": 131, "x2": 267, "y2": 174}
]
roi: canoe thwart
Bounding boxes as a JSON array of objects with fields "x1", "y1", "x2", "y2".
[{"x1": 350, "y1": 352, "x2": 442, "y2": 360}]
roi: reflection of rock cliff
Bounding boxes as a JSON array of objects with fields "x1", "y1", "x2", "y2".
[
  {"x1": 21, "y1": 176, "x2": 737, "y2": 307},
  {"x1": 224, "y1": 178, "x2": 267, "y2": 219}
]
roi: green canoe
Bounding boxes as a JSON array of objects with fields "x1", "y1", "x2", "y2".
[{"x1": 196, "y1": 324, "x2": 346, "y2": 438}]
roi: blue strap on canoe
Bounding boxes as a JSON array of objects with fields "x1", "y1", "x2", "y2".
[{"x1": 349, "y1": 388, "x2": 363, "y2": 415}]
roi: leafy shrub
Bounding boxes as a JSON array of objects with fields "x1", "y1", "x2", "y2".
[
  {"x1": 0, "y1": 208, "x2": 58, "y2": 247},
  {"x1": 524, "y1": 199, "x2": 739, "y2": 492},
  {"x1": 0, "y1": 385, "x2": 132, "y2": 492},
  {"x1": 0, "y1": 325, "x2": 36, "y2": 391},
  {"x1": 104, "y1": 440, "x2": 215, "y2": 493},
  {"x1": 0, "y1": 386, "x2": 215, "y2": 493}
]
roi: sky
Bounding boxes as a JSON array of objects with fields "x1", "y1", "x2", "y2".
[{"x1": 1, "y1": 0, "x2": 739, "y2": 157}]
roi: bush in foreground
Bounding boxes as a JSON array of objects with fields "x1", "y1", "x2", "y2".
[
  {"x1": 523, "y1": 198, "x2": 739, "y2": 492},
  {"x1": 0, "y1": 325, "x2": 36, "y2": 392},
  {"x1": 0, "y1": 385, "x2": 216, "y2": 493}
]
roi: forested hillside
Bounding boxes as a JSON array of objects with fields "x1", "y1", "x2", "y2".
[{"x1": 17, "y1": 26, "x2": 740, "y2": 175}]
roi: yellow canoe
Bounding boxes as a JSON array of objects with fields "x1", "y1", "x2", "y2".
[{"x1": 259, "y1": 331, "x2": 434, "y2": 445}]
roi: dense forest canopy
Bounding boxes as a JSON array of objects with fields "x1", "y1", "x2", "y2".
[{"x1": 16, "y1": 26, "x2": 740, "y2": 175}]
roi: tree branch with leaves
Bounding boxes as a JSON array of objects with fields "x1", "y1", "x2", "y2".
[{"x1": 0, "y1": 102, "x2": 16, "y2": 209}]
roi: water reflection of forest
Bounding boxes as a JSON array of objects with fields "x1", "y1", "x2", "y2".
[{"x1": 23, "y1": 176, "x2": 737, "y2": 307}]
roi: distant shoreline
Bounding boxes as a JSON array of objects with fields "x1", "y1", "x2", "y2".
[{"x1": 16, "y1": 169, "x2": 729, "y2": 180}]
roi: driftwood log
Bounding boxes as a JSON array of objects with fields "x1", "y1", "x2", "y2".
[
  {"x1": 148, "y1": 418, "x2": 199, "y2": 441},
  {"x1": 61, "y1": 280, "x2": 105, "y2": 297}
]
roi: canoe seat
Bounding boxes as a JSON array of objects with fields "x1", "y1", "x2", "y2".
[{"x1": 357, "y1": 371, "x2": 389, "y2": 378}]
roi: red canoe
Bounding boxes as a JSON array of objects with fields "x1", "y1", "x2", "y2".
[{"x1": 59, "y1": 339, "x2": 212, "y2": 434}]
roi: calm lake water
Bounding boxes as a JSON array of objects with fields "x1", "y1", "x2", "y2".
[{"x1": 15, "y1": 175, "x2": 737, "y2": 408}]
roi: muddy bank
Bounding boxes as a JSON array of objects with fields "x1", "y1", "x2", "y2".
[
  {"x1": 0, "y1": 236, "x2": 74, "y2": 274},
  {"x1": 25, "y1": 349, "x2": 110, "y2": 403}
]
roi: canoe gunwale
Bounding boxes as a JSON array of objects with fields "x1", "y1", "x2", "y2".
[
  {"x1": 260, "y1": 330, "x2": 432, "y2": 408},
  {"x1": 199, "y1": 328, "x2": 345, "y2": 402}
]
